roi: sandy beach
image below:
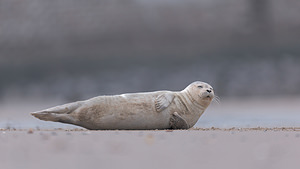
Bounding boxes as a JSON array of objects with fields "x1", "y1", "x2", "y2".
[
  {"x1": 1, "y1": 128, "x2": 300, "y2": 169},
  {"x1": 0, "y1": 97, "x2": 299, "y2": 169}
]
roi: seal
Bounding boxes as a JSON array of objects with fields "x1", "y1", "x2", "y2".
[{"x1": 31, "y1": 81, "x2": 214, "y2": 130}]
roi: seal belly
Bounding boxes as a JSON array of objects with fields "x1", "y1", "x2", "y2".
[{"x1": 76, "y1": 92, "x2": 171, "y2": 129}]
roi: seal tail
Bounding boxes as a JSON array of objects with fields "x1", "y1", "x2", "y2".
[{"x1": 31, "y1": 101, "x2": 82, "y2": 123}]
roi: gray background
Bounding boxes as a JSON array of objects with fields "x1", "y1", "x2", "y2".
[{"x1": 1, "y1": 0, "x2": 300, "y2": 101}]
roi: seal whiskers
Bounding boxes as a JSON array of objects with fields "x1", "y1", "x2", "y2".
[{"x1": 213, "y1": 95, "x2": 221, "y2": 104}]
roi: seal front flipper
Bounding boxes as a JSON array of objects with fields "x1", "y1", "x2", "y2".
[
  {"x1": 169, "y1": 112, "x2": 190, "y2": 129},
  {"x1": 155, "y1": 93, "x2": 175, "y2": 112}
]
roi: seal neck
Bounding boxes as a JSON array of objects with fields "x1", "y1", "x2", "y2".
[{"x1": 179, "y1": 90, "x2": 205, "y2": 110}]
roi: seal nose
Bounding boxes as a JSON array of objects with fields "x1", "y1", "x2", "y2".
[{"x1": 206, "y1": 89, "x2": 211, "y2": 93}]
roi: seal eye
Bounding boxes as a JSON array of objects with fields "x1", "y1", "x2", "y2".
[{"x1": 198, "y1": 85, "x2": 203, "y2": 88}]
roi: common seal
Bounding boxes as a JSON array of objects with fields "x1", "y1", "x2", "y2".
[{"x1": 31, "y1": 81, "x2": 214, "y2": 130}]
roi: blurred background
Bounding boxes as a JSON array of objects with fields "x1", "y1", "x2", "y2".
[{"x1": 0, "y1": 0, "x2": 299, "y2": 129}]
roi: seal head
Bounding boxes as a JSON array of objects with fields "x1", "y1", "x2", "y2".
[{"x1": 183, "y1": 81, "x2": 214, "y2": 108}]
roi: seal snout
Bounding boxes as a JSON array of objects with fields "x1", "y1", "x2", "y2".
[
  {"x1": 202, "y1": 88, "x2": 215, "y2": 100},
  {"x1": 205, "y1": 93, "x2": 214, "y2": 98},
  {"x1": 206, "y1": 89, "x2": 213, "y2": 98}
]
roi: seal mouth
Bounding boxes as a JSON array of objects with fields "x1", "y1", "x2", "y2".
[
  {"x1": 205, "y1": 95, "x2": 213, "y2": 100},
  {"x1": 199, "y1": 94, "x2": 214, "y2": 100}
]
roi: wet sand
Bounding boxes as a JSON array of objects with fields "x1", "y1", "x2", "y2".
[{"x1": 1, "y1": 128, "x2": 300, "y2": 169}]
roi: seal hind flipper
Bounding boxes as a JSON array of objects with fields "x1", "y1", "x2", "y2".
[
  {"x1": 31, "y1": 112, "x2": 77, "y2": 125},
  {"x1": 155, "y1": 93, "x2": 174, "y2": 112},
  {"x1": 169, "y1": 112, "x2": 190, "y2": 129},
  {"x1": 31, "y1": 101, "x2": 82, "y2": 124}
]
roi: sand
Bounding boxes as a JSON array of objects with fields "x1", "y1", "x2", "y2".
[{"x1": 0, "y1": 128, "x2": 300, "y2": 169}]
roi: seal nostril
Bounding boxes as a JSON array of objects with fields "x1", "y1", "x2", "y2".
[{"x1": 207, "y1": 89, "x2": 211, "y2": 93}]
